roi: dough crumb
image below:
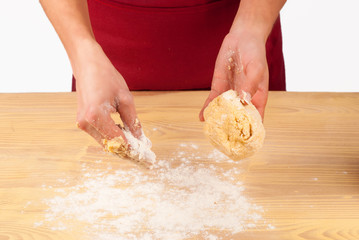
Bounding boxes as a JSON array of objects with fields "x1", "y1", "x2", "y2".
[
  {"x1": 204, "y1": 90, "x2": 265, "y2": 160},
  {"x1": 103, "y1": 136, "x2": 128, "y2": 159}
]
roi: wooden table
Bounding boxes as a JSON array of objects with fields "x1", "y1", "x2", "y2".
[{"x1": 0, "y1": 91, "x2": 358, "y2": 240}]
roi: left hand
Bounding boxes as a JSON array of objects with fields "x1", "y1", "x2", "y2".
[{"x1": 199, "y1": 29, "x2": 269, "y2": 120}]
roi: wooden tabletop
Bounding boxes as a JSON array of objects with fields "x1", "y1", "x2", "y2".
[{"x1": 0, "y1": 91, "x2": 358, "y2": 240}]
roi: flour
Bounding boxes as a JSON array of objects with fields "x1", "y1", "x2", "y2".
[
  {"x1": 103, "y1": 126, "x2": 156, "y2": 167},
  {"x1": 34, "y1": 144, "x2": 272, "y2": 239},
  {"x1": 122, "y1": 127, "x2": 156, "y2": 165}
]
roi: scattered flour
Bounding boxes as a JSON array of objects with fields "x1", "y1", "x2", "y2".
[{"x1": 34, "y1": 144, "x2": 272, "y2": 239}]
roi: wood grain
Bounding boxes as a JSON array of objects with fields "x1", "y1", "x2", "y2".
[{"x1": 0, "y1": 91, "x2": 359, "y2": 240}]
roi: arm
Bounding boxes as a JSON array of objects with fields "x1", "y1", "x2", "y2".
[
  {"x1": 40, "y1": 0, "x2": 141, "y2": 144},
  {"x1": 231, "y1": 0, "x2": 286, "y2": 41},
  {"x1": 200, "y1": 0, "x2": 286, "y2": 120}
]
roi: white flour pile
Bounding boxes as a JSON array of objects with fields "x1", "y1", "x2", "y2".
[{"x1": 34, "y1": 144, "x2": 272, "y2": 239}]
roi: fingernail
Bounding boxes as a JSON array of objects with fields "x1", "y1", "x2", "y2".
[{"x1": 132, "y1": 118, "x2": 142, "y2": 138}]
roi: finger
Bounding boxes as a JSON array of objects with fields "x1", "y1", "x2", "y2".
[
  {"x1": 85, "y1": 107, "x2": 127, "y2": 141},
  {"x1": 234, "y1": 60, "x2": 265, "y2": 100},
  {"x1": 233, "y1": 59, "x2": 269, "y2": 120},
  {"x1": 116, "y1": 91, "x2": 142, "y2": 138},
  {"x1": 199, "y1": 72, "x2": 232, "y2": 121},
  {"x1": 199, "y1": 49, "x2": 232, "y2": 121},
  {"x1": 251, "y1": 70, "x2": 269, "y2": 120},
  {"x1": 251, "y1": 89, "x2": 268, "y2": 120},
  {"x1": 76, "y1": 120, "x2": 105, "y2": 145}
]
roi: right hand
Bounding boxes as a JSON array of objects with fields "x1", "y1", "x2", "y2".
[
  {"x1": 199, "y1": 29, "x2": 269, "y2": 122},
  {"x1": 74, "y1": 42, "x2": 141, "y2": 145}
]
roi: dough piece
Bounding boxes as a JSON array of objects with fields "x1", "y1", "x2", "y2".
[
  {"x1": 103, "y1": 135, "x2": 128, "y2": 158},
  {"x1": 204, "y1": 90, "x2": 265, "y2": 160},
  {"x1": 103, "y1": 127, "x2": 156, "y2": 167}
]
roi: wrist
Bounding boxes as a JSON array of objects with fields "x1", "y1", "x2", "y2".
[
  {"x1": 230, "y1": 0, "x2": 285, "y2": 43},
  {"x1": 230, "y1": 14, "x2": 272, "y2": 44},
  {"x1": 229, "y1": 20, "x2": 269, "y2": 43},
  {"x1": 69, "y1": 39, "x2": 106, "y2": 78}
]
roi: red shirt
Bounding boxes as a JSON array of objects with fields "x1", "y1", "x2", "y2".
[
  {"x1": 72, "y1": 0, "x2": 285, "y2": 91},
  {"x1": 110, "y1": 0, "x2": 219, "y2": 7}
]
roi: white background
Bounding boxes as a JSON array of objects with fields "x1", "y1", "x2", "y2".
[{"x1": 1, "y1": 0, "x2": 358, "y2": 93}]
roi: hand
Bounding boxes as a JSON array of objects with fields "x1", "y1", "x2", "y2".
[
  {"x1": 199, "y1": 29, "x2": 269, "y2": 120},
  {"x1": 74, "y1": 42, "x2": 141, "y2": 144}
]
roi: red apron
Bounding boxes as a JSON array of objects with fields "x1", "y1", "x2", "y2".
[{"x1": 72, "y1": 0, "x2": 285, "y2": 91}]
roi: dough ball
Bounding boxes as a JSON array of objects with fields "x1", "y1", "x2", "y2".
[{"x1": 203, "y1": 90, "x2": 265, "y2": 160}]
